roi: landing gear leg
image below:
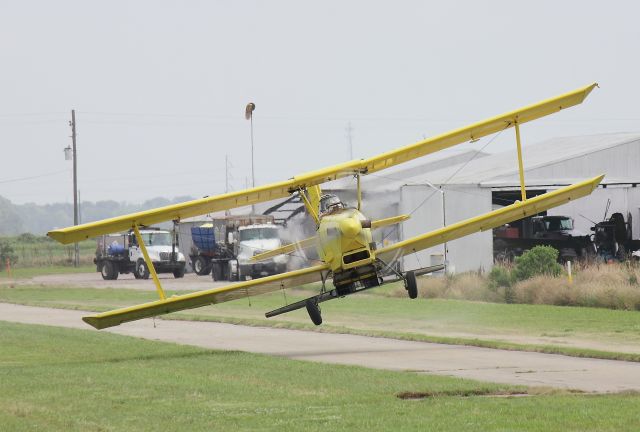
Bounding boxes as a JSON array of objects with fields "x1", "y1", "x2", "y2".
[{"x1": 305, "y1": 299, "x2": 322, "y2": 325}]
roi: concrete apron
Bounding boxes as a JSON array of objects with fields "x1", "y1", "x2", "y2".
[{"x1": 1, "y1": 302, "x2": 639, "y2": 393}]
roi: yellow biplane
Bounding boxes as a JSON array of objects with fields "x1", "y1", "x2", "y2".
[{"x1": 48, "y1": 83, "x2": 603, "y2": 330}]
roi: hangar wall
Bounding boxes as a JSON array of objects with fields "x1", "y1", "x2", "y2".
[
  {"x1": 521, "y1": 141, "x2": 640, "y2": 182},
  {"x1": 399, "y1": 185, "x2": 492, "y2": 273}
]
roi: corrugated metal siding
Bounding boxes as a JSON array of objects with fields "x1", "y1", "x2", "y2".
[
  {"x1": 522, "y1": 141, "x2": 640, "y2": 181},
  {"x1": 399, "y1": 185, "x2": 492, "y2": 273}
]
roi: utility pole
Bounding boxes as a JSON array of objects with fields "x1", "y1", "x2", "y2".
[
  {"x1": 346, "y1": 121, "x2": 354, "y2": 159},
  {"x1": 70, "y1": 109, "x2": 79, "y2": 267}
]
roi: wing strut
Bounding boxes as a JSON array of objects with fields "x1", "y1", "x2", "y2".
[
  {"x1": 514, "y1": 120, "x2": 527, "y2": 201},
  {"x1": 299, "y1": 188, "x2": 320, "y2": 225},
  {"x1": 356, "y1": 172, "x2": 362, "y2": 210},
  {"x1": 133, "y1": 224, "x2": 166, "y2": 300}
]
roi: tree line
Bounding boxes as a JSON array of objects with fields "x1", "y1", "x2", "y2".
[{"x1": 0, "y1": 195, "x2": 194, "y2": 235}]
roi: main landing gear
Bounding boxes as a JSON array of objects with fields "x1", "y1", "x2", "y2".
[
  {"x1": 265, "y1": 263, "x2": 442, "y2": 326},
  {"x1": 305, "y1": 299, "x2": 322, "y2": 325},
  {"x1": 404, "y1": 270, "x2": 418, "y2": 299}
]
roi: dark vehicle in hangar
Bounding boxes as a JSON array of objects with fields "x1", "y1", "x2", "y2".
[{"x1": 494, "y1": 215, "x2": 594, "y2": 262}]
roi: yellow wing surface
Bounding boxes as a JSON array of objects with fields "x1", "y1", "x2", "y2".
[
  {"x1": 376, "y1": 175, "x2": 604, "y2": 263},
  {"x1": 82, "y1": 263, "x2": 330, "y2": 330},
  {"x1": 48, "y1": 83, "x2": 597, "y2": 245}
]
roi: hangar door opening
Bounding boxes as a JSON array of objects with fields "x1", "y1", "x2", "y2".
[{"x1": 492, "y1": 189, "x2": 547, "y2": 235}]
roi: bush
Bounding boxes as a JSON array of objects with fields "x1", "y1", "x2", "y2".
[
  {"x1": 0, "y1": 239, "x2": 18, "y2": 270},
  {"x1": 513, "y1": 246, "x2": 563, "y2": 281},
  {"x1": 488, "y1": 265, "x2": 512, "y2": 288}
]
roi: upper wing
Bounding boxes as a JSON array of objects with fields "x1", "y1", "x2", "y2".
[
  {"x1": 83, "y1": 263, "x2": 330, "y2": 330},
  {"x1": 48, "y1": 83, "x2": 597, "y2": 245},
  {"x1": 376, "y1": 175, "x2": 604, "y2": 263}
]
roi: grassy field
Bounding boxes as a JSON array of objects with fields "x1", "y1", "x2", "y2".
[
  {"x1": 2, "y1": 320, "x2": 640, "y2": 431},
  {"x1": 2, "y1": 284, "x2": 640, "y2": 361},
  {"x1": 412, "y1": 262, "x2": 640, "y2": 311},
  {"x1": 0, "y1": 265, "x2": 95, "y2": 279},
  {"x1": 0, "y1": 234, "x2": 95, "y2": 268}
]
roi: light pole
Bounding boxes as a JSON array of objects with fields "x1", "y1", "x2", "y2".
[
  {"x1": 245, "y1": 102, "x2": 256, "y2": 213},
  {"x1": 65, "y1": 109, "x2": 79, "y2": 267}
]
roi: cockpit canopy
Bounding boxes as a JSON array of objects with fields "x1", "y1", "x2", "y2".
[{"x1": 319, "y1": 194, "x2": 345, "y2": 215}]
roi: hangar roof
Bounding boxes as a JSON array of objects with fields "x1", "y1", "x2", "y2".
[{"x1": 378, "y1": 132, "x2": 640, "y2": 188}]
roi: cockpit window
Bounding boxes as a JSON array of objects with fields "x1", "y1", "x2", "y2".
[{"x1": 319, "y1": 194, "x2": 344, "y2": 215}]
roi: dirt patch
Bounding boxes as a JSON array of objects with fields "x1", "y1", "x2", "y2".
[
  {"x1": 397, "y1": 389, "x2": 529, "y2": 400},
  {"x1": 396, "y1": 386, "x2": 587, "y2": 400}
]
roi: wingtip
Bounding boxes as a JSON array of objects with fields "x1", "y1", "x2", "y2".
[
  {"x1": 82, "y1": 316, "x2": 104, "y2": 330},
  {"x1": 47, "y1": 230, "x2": 66, "y2": 244},
  {"x1": 584, "y1": 82, "x2": 599, "y2": 98},
  {"x1": 593, "y1": 174, "x2": 606, "y2": 187}
]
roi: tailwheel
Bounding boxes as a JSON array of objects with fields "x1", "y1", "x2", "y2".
[
  {"x1": 305, "y1": 299, "x2": 322, "y2": 325},
  {"x1": 405, "y1": 270, "x2": 418, "y2": 299}
]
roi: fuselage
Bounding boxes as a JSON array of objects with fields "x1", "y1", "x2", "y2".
[{"x1": 316, "y1": 207, "x2": 375, "y2": 273}]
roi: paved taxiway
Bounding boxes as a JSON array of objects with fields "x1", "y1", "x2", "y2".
[{"x1": 2, "y1": 302, "x2": 639, "y2": 393}]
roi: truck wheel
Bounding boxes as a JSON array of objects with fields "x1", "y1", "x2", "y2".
[
  {"x1": 193, "y1": 256, "x2": 211, "y2": 276},
  {"x1": 211, "y1": 263, "x2": 223, "y2": 281},
  {"x1": 101, "y1": 261, "x2": 118, "y2": 280},
  {"x1": 136, "y1": 260, "x2": 150, "y2": 280},
  {"x1": 220, "y1": 263, "x2": 230, "y2": 280},
  {"x1": 173, "y1": 266, "x2": 185, "y2": 279}
]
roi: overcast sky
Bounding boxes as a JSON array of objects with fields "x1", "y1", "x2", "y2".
[{"x1": 1, "y1": 0, "x2": 639, "y2": 205}]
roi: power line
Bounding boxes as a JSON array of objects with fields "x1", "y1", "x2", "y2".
[{"x1": 0, "y1": 169, "x2": 71, "y2": 185}]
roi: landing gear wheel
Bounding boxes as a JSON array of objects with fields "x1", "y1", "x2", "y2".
[
  {"x1": 136, "y1": 260, "x2": 150, "y2": 280},
  {"x1": 405, "y1": 270, "x2": 418, "y2": 299},
  {"x1": 305, "y1": 299, "x2": 322, "y2": 326},
  {"x1": 193, "y1": 256, "x2": 211, "y2": 276},
  {"x1": 173, "y1": 266, "x2": 185, "y2": 278},
  {"x1": 100, "y1": 261, "x2": 118, "y2": 280}
]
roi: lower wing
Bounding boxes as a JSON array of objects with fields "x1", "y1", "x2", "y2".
[
  {"x1": 376, "y1": 175, "x2": 603, "y2": 263},
  {"x1": 83, "y1": 263, "x2": 330, "y2": 330}
]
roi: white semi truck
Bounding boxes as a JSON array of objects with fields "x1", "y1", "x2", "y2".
[
  {"x1": 189, "y1": 215, "x2": 288, "y2": 281},
  {"x1": 230, "y1": 223, "x2": 288, "y2": 281},
  {"x1": 95, "y1": 227, "x2": 186, "y2": 280}
]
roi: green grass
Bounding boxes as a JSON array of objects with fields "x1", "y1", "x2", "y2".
[
  {"x1": 0, "y1": 265, "x2": 95, "y2": 279},
  {"x1": 2, "y1": 284, "x2": 640, "y2": 361},
  {"x1": 2, "y1": 320, "x2": 640, "y2": 431},
  {"x1": 0, "y1": 234, "x2": 95, "y2": 267}
]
